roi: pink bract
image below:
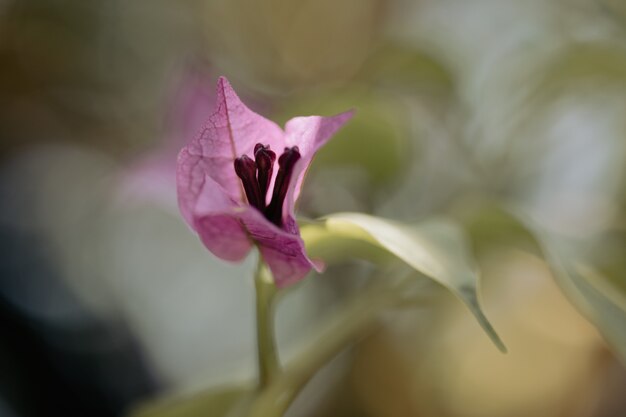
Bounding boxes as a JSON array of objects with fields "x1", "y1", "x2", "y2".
[{"x1": 176, "y1": 77, "x2": 353, "y2": 287}]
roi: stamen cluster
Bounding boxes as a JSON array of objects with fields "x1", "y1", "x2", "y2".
[{"x1": 234, "y1": 143, "x2": 301, "y2": 227}]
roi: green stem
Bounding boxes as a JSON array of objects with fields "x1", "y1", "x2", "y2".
[
  {"x1": 247, "y1": 278, "x2": 408, "y2": 417},
  {"x1": 254, "y1": 258, "x2": 279, "y2": 388}
]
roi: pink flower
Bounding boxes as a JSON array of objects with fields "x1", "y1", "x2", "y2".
[{"x1": 177, "y1": 77, "x2": 353, "y2": 287}]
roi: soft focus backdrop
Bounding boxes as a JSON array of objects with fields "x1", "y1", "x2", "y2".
[{"x1": 1, "y1": 1, "x2": 626, "y2": 416}]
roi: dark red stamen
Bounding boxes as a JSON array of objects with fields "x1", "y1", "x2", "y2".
[
  {"x1": 234, "y1": 155, "x2": 263, "y2": 210},
  {"x1": 265, "y1": 146, "x2": 300, "y2": 227},
  {"x1": 254, "y1": 144, "x2": 276, "y2": 209},
  {"x1": 235, "y1": 144, "x2": 301, "y2": 228}
]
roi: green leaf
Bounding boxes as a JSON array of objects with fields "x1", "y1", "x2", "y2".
[
  {"x1": 301, "y1": 213, "x2": 507, "y2": 352},
  {"x1": 127, "y1": 386, "x2": 251, "y2": 417},
  {"x1": 521, "y1": 226, "x2": 626, "y2": 364}
]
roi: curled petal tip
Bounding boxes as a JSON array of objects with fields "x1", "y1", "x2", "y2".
[
  {"x1": 312, "y1": 259, "x2": 325, "y2": 273},
  {"x1": 335, "y1": 109, "x2": 356, "y2": 124},
  {"x1": 216, "y1": 75, "x2": 230, "y2": 86},
  {"x1": 344, "y1": 108, "x2": 356, "y2": 118}
]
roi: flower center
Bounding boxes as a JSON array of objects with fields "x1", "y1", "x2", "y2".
[{"x1": 234, "y1": 143, "x2": 301, "y2": 227}]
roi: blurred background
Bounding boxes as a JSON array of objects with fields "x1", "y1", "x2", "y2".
[{"x1": 1, "y1": 0, "x2": 626, "y2": 416}]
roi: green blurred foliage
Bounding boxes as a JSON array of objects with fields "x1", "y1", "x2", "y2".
[
  {"x1": 458, "y1": 201, "x2": 543, "y2": 257},
  {"x1": 302, "y1": 213, "x2": 505, "y2": 352},
  {"x1": 130, "y1": 386, "x2": 250, "y2": 417},
  {"x1": 532, "y1": 229, "x2": 626, "y2": 365},
  {"x1": 202, "y1": 0, "x2": 385, "y2": 92},
  {"x1": 592, "y1": 230, "x2": 626, "y2": 295},
  {"x1": 0, "y1": 0, "x2": 195, "y2": 157},
  {"x1": 356, "y1": 43, "x2": 455, "y2": 98},
  {"x1": 530, "y1": 42, "x2": 626, "y2": 100},
  {"x1": 601, "y1": 0, "x2": 626, "y2": 26},
  {"x1": 274, "y1": 87, "x2": 410, "y2": 188}
]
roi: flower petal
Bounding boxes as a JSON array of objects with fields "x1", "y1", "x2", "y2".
[
  {"x1": 281, "y1": 110, "x2": 354, "y2": 225},
  {"x1": 183, "y1": 171, "x2": 322, "y2": 286},
  {"x1": 177, "y1": 147, "x2": 208, "y2": 225},
  {"x1": 238, "y1": 208, "x2": 324, "y2": 287},
  {"x1": 193, "y1": 213, "x2": 253, "y2": 262},
  {"x1": 176, "y1": 77, "x2": 349, "y2": 286},
  {"x1": 179, "y1": 77, "x2": 284, "y2": 212},
  {"x1": 183, "y1": 168, "x2": 253, "y2": 261}
]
